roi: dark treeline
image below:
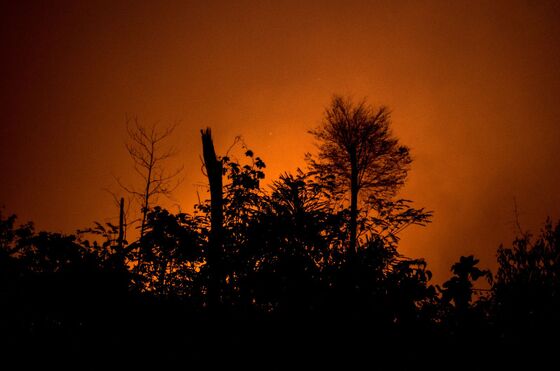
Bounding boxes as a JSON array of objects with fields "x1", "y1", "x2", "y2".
[{"x1": 1, "y1": 96, "x2": 559, "y2": 369}]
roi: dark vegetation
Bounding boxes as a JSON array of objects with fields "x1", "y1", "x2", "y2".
[{"x1": 1, "y1": 96, "x2": 559, "y2": 369}]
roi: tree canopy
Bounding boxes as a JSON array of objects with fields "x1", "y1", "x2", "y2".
[{"x1": 309, "y1": 95, "x2": 430, "y2": 253}]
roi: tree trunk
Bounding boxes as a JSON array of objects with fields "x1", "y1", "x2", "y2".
[
  {"x1": 201, "y1": 128, "x2": 224, "y2": 310},
  {"x1": 140, "y1": 149, "x2": 154, "y2": 239},
  {"x1": 349, "y1": 149, "x2": 358, "y2": 257},
  {"x1": 118, "y1": 197, "x2": 125, "y2": 251}
]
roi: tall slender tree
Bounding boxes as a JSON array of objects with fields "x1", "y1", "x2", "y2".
[
  {"x1": 118, "y1": 118, "x2": 182, "y2": 238},
  {"x1": 309, "y1": 95, "x2": 412, "y2": 255}
]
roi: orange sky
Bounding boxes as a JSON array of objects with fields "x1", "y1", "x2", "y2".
[{"x1": 2, "y1": 0, "x2": 560, "y2": 282}]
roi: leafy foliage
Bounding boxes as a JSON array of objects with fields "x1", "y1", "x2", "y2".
[
  {"x1": 493, "y1": 219, "x2": 560, "y2": 338},
  {"x1": 131, "y1": 207, "x2": 206, "y2": 296}
]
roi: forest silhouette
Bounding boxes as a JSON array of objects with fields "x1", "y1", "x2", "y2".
[{"x1": 1, "y1": 96, "x2": 559, "y2": 369}]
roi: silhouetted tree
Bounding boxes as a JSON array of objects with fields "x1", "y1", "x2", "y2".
[
  {"x1": 439, "y1": 255, "x2": 491, "y2": 343},
  {"x1": 118, "y1": 118, "x2": 182, "y2": 239},
  {"x1": 193, "y1": 137, "x2": 268, "y2": 309},
  {"x1": 0, "y1": 213, "x2": 129, "y2": 334},
  {"x1": 441, "y1": 255, "x2": 491, "y2": 313},
  {"x1": 200, "y1": 128, "x2": 225, "y2": 308},
  {"x1": 265, "y1": 170, "x2": 346, "y2": 261},
  {"x1": 493, "y1": 218, "x2": 560, "y2": 340},
  {"x1": 131, "y1": 206, "x2": 205, "y2": 296},
  {"x1": 240, "y1": 170, "x2": 341, "y2": 314},
  {"x1": 0, "y1": 213, "x2": 31, "y2": 306},
  {"x1": 309, "y1": 95, "x2": 425, "y2": 255},
  {"x1": 386, "y1": 256, "x2": 437, "y2": 328},
  {"x1": 207, "y1": 147, "x2": 267, "y2": 307}
]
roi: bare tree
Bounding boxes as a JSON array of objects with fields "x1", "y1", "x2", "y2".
[
  {"x1": 118, "y1": 117, "x2": 183, "y2": 238},
  {"x1": 309, "y1": 95, "x2": 413, "y2": 256}
]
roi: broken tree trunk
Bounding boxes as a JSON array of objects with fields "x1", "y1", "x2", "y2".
[{"x1": 201, "y1": 128, "x2": 224, "y2": 310}]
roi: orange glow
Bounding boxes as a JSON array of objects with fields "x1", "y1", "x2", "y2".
[{"x1": 2, "y1": 1, "x2": 560, "y2": 282}]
